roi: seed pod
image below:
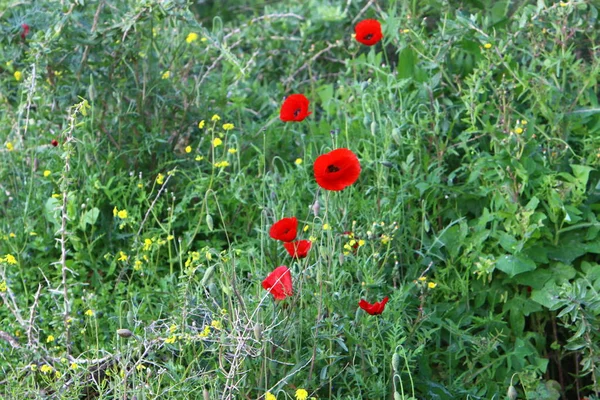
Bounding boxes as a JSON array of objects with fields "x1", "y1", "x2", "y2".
[
  {"x1": 312, "y1": 200, "x2": 320, "y2": 217},
  {"x1": 117, "y1": 328, "x2": 133, "y2": 338},
  {"x1": 507, "y1": 385, "x2": 518, "y2": 400},
  {"x1": 253, "y1": 323, "x2": 263, "y2": 341}
]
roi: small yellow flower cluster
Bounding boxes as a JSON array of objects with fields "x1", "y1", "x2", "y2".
[
  {"x1": 169, "y1": 324, "x2": 177, "y2": 333},
  {"x1": 415, "y1": 276, "x2": 437, "y2": 289},
  {"x1": 222, "y1": 123, "x2": 234, "y2": 131},
  {"x1": 5, "y1": 142, "x2": 14, "y2": 151},
  {"x1": 1, "y1": 254, "x2": 17, "y2": 265},
  {"x1": 14, "y1": 71, "x2": 22, "y2": 81},
  {"x1": 212, "y1": 138, "x2": 223, "y2": 147},
  {"x1": 143, "y1": 238, "x2": 153, "y2": 251},
  {"x1": 211, "y1": 114, "x2": 221, "y2": 122},
  {"x1": 46, "y1": 335, "x2": 55, "y2": 343},
  {"x1": 156, "y1": 173, "x2": 165, "y2": 185},
  {"x1": 134, "y1": 259, "x2": 143, "y2": 271},
  {"x1": 513, "y1": 119, "x2": 527, "y2": 135},
  {"x1": 199, "y1": 325, "x2": 211, "y2": 338},
  {"x1": 0, "y1": 281, "x2": 6, "y2": 292},
  {"x1": 295, "y1": 389, "x2": 309, "y2": 400},
  {"x1": 198, "y1": 120, "x2": 205, "y2": 129},
  {"x1": 186, "y1": 32, "x2": 199, "y2": 43},
  {"x1": 184, "y1": 251, "x2": 201, "y2": 268},
  {"x1": 161, "y1": 71, "x2": 170, "y2": 80},
  {"x1": 118, "y1": 251, "x2": 128, "y2": 262},
  {"x1": 211, "y1": 320, "x2": 222, "y2": 330},
  {"x1": 165, "y1": 335, "x2": 177, "y2": 344},
  {"x1": 85, "y1": 309, "x2": 94, "y2": 317},
  {"x1": 265, "y1": 392, "x2": 277, "y2": 400},
  {"x1": 113, "y1": 207, "x2": 128, "y2": 219},
  {"x1": 214, "y1": 160, "x2": 230, "y2": 168},
  {"x1": 40, "y1": 364, "x2": 54, "y2": 374}
]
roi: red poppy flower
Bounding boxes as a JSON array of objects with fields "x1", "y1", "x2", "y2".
[
  {"x1": 262, "y1": 266, "x2": 293, "y2": 300},
  {"x1": 283, "y1": 240, "x2": 312, "y2": 259},
  {"x1": 269, "y1": 217, "x2": 298, "y2": 242},
  {"x1": 279, "y1": 94, "x2": 311, "y2": 122},
  {"x1": 51, "y1": 139, "x2": 59, "y2": 147},
  {"x1": 359, "y1": 297, "x2": 389, "y2": 315},
  {"x1": 354, "y1": 19, "x2": 383, "y2": 46},
  {"x1": 313, "y1": 148, "x2": 361, "y2": 191},
  {"x1": 21, "y1": 23, "x2": 30, "y2": 40}
]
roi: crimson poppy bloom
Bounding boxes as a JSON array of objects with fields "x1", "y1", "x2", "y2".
[
  {"x1": 354, "y1": 19, "x2": 383, "y2": 46},
  {"x1": 21, "y1": 23, "x2": 30, "y2": 40},
  {"x1": 269, "y1": 217, "x2": 298, "y2": 242},
  {"x1": 51, "y1": 139, "x2": 59, "y2": 147},
  {"x1": 279, "y1": 94, "x2": 311, "y2": 122},
  {"x1": 283, "y1": 240, "x2": 312, "y2": 259},
  {"x1": 262, "y1": 266, "x2": 293, "y2": 300},
  {"x1": 313, "y1": 148, "x2": 361, "y2": 191},
  {"x1": 359, "y1": 297, "x2": 389, "y2": 315}
]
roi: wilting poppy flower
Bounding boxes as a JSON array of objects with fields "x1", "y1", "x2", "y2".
[
  {"x1": 354, "y1": 19, "x2": 383, "y2": 46},
  {"x1": 262, "y1": 266, "x2": 293, "y2": 300},
  {"x1": 359, "y1": 296, "x2": 389, "y2": 315},
  {"x1": 51, "y1": 139, "x2": 59, "y2": 147},
  {"x1": 313, "y1": 148, "x2": 361, "y2": 191},
  {"x1": 21, "y1": 23, "x2": 30, "y2": 40},
  {"x1": 269, "y1": 217, "x2": 298, "y2": 242},
  {"x1": 283, "y1": 240, "x2": 312, "y2": 259},
  {"x1": 280, "y1": 94, "x2": 311, "y2": 122}
]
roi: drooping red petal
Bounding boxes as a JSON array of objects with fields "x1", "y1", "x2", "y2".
[
  {"x1": 313, "y1": 148, "x2": 361, "y2": 191},
  {"x1": 279, "y1": 94, "x2": 311, "y2": 122},
  {"x1": 262, "y1": 266, "x2": 293, "y2": 300},
  {"x1": 269, "y1": 217, "x2": 298, "y2": 242},
  {"x1": 21, "y1": 23, "x2": 30, "y2": 40},
  {"x1": 283, "y1": 240, "x2": 312, "y2": 259},
  {"x1": 354, "y1": 19, "x2": 383, "y2": 46},
  {"x1": 359, "y1": 296, "x2": 389, "y2": 315}
]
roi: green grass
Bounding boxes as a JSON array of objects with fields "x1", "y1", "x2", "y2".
[{"x1": 2, "y1": 0, "x2": 600, "y2": 399}]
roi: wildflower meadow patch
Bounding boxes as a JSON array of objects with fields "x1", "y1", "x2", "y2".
[{"x1": 2, "y1": 1, "x2": 600, "y2": 399}]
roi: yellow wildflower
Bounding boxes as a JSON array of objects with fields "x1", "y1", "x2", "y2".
[
  {"x1": 322, "y1": 223, "x2": 331, "y2": 230},
  {"x1": 402, "y1": 29, "x2": 410, "y2": 34},
  {"x1": 303, "y1": 225, "x2": 309, "y2": 232},
  {"x1": 9, "y1": 233, "x2": 15, "y2": 238},
  {"x1": 143, "y1": 238, "x2": 153, "y2": 251},
  {"x1": 212, "y1": 138, "x2": 223, "y2": 147},
  {"x1": 167, "y1": 235, "x2": 174, "y2": 241},
  {"x1": 521, "y1": 120, "x2": 528, "y2": 125},
  {"x1": 199, "y1": 326, "x2": 210, "y2": 338},
  {"x1": 195, "y1": 155, "x2": 204, "y2": 161},
  {"x1": 201, "y1": 37, "x2": 208, "y2": 42},
  {"x1": 198, "y1": 120, "x2": 205, "y2": 129},
  {"x1": 514, "y1": 127, "x2": 523, "y2": 135},
  {"x1": 185, "y1": 145, "x2": 192, "y2": 153},
  {"x1": 70, "y1": 363, "x2": 78, "y2": 370},
  {"x1": 417, "y1": 276, "x2": 427, "y2": 282},
  {"x1": 4, "y1": 254, "x2": 17, "y2": 265},
  {"x1": 43, "y1": 170, "x2": 51, "y2": 177},
  {"x1": 52, "y1": 193, "x2": 61, "y2": 199},
  {"x1": 483, "y1": 43, "x2": 492, "y2": 49},
  {"x1": 161, "y1": 71, "x2": 170, "y2": 80},
  {"x1": 186, "y1": 32, "x2": 199, "y2": 43},
  {"x1": 165, "y1": 336, "x2": 176, "y2": 344},
  {"x1": 211, "y1": 114, "x2": 221, "y2": 122},
  {"x1": 46, "y1": 335, "x2": 55, "y2": 343},
  {"x1": 136, "y1": 364, "x2": 146, "y2": 371},
  {"x1": 309, "y1": 236, "x2": 317, "y2": 242},
  {"x1": 358, "y1": 239, "x2": 365, "y2": 247},
  {"x1": 85, "y1": 309, "x2": 94, "y2": 317},
  {"x1": 381, "y1": 234, "x2": 391, "y2": 245},
  {"x1": 40, "y1": 365, "x2": 53, "y2": 374},
  {"x1": 118, "y1": 251, "x2": 128, "y2": 262},
  {"x1": 14, "y1": 71, "x2": 22, "y2": 81},
  {"x1": 559, "y1": 1, "x2": 568, "y2": 6},
  {"x1": 156, "y1": 173, "x2": 165, "y2": 185},
  {"x1": 295, "y1": 389, "x2": 308, "y2": 400},
  {"x1": 295, "y1": 158, "x2": 303, "y2": 165},
  {"x1": 222, "y1": 123, "x2": 234, "y2": 131},
  {"x1": 134, "y1": 260, "x2": 143, "y2": 271},
  {"x1": 6, "y1": 142, "x2": 14, "y2": 151},
  {"x1": 428, "y1": 282, "x2": 437, "y2": 289},
  {"x1": 211, "y1": 320, "x2": 222, "y2": 330},
  {"x1": 0, "y1": 281, "x2": 6, "y2": 292},
  {"x1": 214, "y1": 161, "x2": 230, "y2": 168},
  {"x1": 113, "y1": 206, "x2": 118, "y2": 217},
  {"x1": 169, "y1": 324, "x2": 177, "y2": 333},
  {"x1": 265, "y1": 392, "x2": 277, "y2": 400},
  {"x1": 117, "y1": 209, "x2": 128, "y2": 219},
  {"x1": 228, "y1": 148, "x2": 237, "y2": 154}
]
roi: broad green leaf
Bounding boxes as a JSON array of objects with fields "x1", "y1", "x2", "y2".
[{"x1": 496, "y1": 254, "x2": 536, "y2": 277}]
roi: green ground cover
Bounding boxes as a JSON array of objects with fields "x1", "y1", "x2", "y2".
[{"x1": 1, "y1": 0, "x2": 600, "y2": 399}]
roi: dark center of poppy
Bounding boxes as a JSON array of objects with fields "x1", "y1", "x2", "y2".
[
  {"x1": 293, "y1": 108, "x2": 301, "y2": 118},
  {"x1": 327, "y1": 164, "x2": 340, "y2": 173},
  {"x1": 364, "y1": 33, "x2": 373, "y2": 40}
]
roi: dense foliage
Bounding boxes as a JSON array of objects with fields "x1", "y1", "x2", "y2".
[{"x1": 1, "y1": 1, "x2": 600, "y2": 399}]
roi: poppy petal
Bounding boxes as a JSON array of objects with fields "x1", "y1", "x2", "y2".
[
  {"x1": 283, "y1": 240, "x2": 312, "y2": 259},
  {"x1": 359, "y1": 296, "x2": 389, "y2": 315},
  {"x1": 262, "y1": 266, "x2": 293, "y2": 300},
  {"x1": 269, "y1": 217, "x2": 298, "y2": 242},
  {"x1": 280, "y1": 94, "x2": 311, "y2": 122},
  {"x1": 354, "y1": 19, "x2": 383, "y2": 46},
  {"x1": 314, "y1": 148, "x2": 361, "y2": 191}
]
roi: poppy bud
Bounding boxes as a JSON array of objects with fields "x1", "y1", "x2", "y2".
[
  {"x1": 117, "y1": 328, "x2": 133, "y2": 338},
  {"x1": 21, "y1": 23, "x2": 30, "y2": 40},
  {"x1": 253, "y1": 323, "x2": 262, "y2": 341},
  {"x1": 507, "y1": 385, "x2": 518, "y2": 400},
  {"x1": 312, "y1": 200, "x2": 320, "y2": 217},
  {"x1": 201, "y1": 266, "x2": 215, "y2": 286},
  {"x1": 51, "y1": 139, "x2": 58, "y2": 147},
  {"x1": 392, "y1": 353, "x2": 400, "y2": 372}
]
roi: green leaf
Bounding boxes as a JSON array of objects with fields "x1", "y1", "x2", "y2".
[
  {"x1": 496, "y1": 254, "x2": 536, "y2": 277},
  {"x1": 79, "y1": 207, "x2": 100, "y2": 230}
]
